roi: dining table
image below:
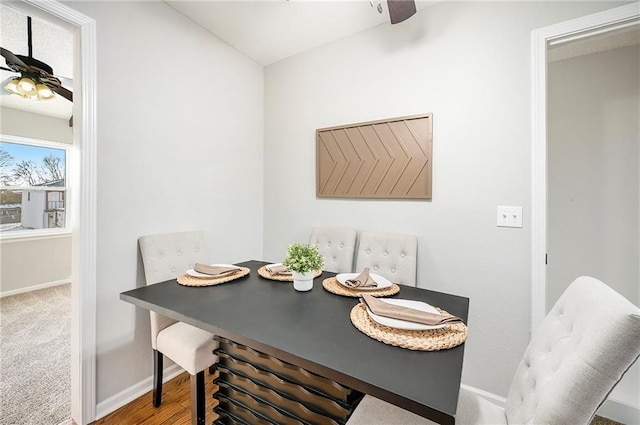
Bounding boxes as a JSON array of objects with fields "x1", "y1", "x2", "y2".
[{"x1": 120, "y1": 260, "x2": 469, "y2": 425}]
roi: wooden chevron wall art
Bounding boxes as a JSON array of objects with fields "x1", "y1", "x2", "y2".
[{"x1": 316, "y1": 114, "x2": 432, "y2": 199}]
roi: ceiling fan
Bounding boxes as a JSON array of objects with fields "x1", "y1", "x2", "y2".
[
  {"x1": 387, "y1": 0, "x2": 417, "y2": 24},
  {"x1": 1, "y1": 16, "x2": 72, "y2": 102},
  {"x1": 372, "y1": 0, "x2": 417, "y2": 24}
]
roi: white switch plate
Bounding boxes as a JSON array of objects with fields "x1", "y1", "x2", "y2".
[{"x1": 497, "y1": 206, "x2": 523, "y2": 228}]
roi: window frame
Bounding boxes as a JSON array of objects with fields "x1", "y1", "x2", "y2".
[{"x1": 0, "y1": 133, "x2": 72, "y2": 240}]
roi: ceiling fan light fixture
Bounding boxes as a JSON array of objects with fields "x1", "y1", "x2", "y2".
[
  {"x1": 4, "y1": 77, "x2": 21, "y2": 95},
  {"x1": 36, "y1": 83, "x2": 54, "y2": 101},
  {"x1": 1, "y1": 16, "x2": 72, "y2": 103},
  {"x1": 17, "y1": 76, "x2": 37, "y2": 96}
]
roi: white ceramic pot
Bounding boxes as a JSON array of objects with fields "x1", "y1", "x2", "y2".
[{"x1": 292, "y1": 271, "x2": 315, "y2": 292}]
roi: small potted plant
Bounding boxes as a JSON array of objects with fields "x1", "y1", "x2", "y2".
[{"x1": 283, "y1": 243, "x2": 324, "y2": 291}]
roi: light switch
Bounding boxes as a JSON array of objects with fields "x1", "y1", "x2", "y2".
[{"x1": 497, "y1": 206, "x2": 523, "y2": 228}]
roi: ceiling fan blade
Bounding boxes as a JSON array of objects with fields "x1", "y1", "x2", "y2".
[
  {"x1": 39, "y1": 74, "x2": 62, "y2": 86},
  {"x1": 50, "y1": 84, "x2": 73, "y2": 102},
  {"x1": 0, "y1": 66, "x2": 16, "y2": 73},
  {"x1": 1, "y1": 47, "x2": 28, "y2": 70},
  {"x1": 54, "y1": 74, "x2": 73, "y2": 87},
  {"x1": 387, "y1": 0, "x2": 416, "y2": 24},
  {"x1": 39, "y1": 72, "x2": 72, "y2": 89}
]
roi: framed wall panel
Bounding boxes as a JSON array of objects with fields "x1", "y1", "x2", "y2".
[{"x1": 316, "y1": 114, "x2": 432, "y2": 199}]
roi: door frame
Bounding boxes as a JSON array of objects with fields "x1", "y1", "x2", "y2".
[
  {"x1": 7, "y1": 1, "x2": 98, "y2": 423},
  {"x1": 531, "y1": 3, "x2": 640, "y2": 328}
]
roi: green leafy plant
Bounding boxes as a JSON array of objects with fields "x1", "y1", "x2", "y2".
[{"x1": 283, "y1": 243, "x2": 324, "y2": 274}]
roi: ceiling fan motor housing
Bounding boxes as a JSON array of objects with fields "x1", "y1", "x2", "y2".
[{"x1": 15, "y1": 54, "x2": 54, "y2": 75}]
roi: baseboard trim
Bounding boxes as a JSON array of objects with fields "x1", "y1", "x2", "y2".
[
  {"x1": 460, "y1": 384, "x2": 506, "y2": 407},
  {"x1": 94, "y1": 364, "x2": 183, "y2": 420},
  {"x1": 597, "y1": 397, "x2": 640, "y2": 425},
  {"x1": 461, "y1": 384, "x2": 639, "y2": 424},
  {"x1": 0, "y1": 279, "x2": 71, "y2": 298},
  {"x1": 95, "y1": 376, "x2": 639, "y2": 423}
]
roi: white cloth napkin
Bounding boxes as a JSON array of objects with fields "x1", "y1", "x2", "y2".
[
  {"x1": 345, "y1": 267, "x2": 378, "y2": 288},
  {"x1": 266, "y1": 264, "x2": 292, "y2": 275},
  {"x1": 193, "y1": 263, "x2": 240, "y2": 277},
  {"x1": 360, "y1": 294, "x2": 463, "y2": 325}
]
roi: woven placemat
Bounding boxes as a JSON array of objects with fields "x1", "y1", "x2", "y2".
[
  {"x1": 177, "y1": 267, "x2": 251, "y2": 287},
  {"x1": 350, "y1": 303, "x2": 468, "y2": 351},
  {"x1": 257, "y1": 266, "x2": 322, "y2": 282},
  {"x1": 322, "y1": 277, "x2": 400, "y2": 297}
]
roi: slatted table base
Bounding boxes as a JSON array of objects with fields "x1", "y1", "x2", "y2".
[{"x1": 212, "y1": 337, "x2": 362, "y2": 425}]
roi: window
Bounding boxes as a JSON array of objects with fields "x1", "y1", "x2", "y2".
[{"x1": 0, "y1": 135, "x2": 70, "y2": 235}]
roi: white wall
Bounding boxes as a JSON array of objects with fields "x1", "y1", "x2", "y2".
[
  {"x1": 65, "y1": 1, "x2": 264, "y2": 405},
  {"x1": 548, "y1": 44, "x2": 639, "y2": 307},
  {"x1": 0, "y1": 106, "x2": 72, "y2": 143},
  {"x1": 548, "y1": 44, "x2": 639, "y2": 415},
  {"x1": 0, "y1": 107, "x2": 73, "y2": 295},
  {"x1": 263, "y1": 1, "x2": 624, "y2": 399},
  {"x1": 0, "y1": 234, "x2": 71, "y2": 294}
]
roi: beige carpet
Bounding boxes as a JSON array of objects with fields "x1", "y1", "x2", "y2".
[{"x1": 0, "y1": 284, "x2": 71, "y2": 425}]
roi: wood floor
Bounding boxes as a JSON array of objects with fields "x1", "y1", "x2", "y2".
[
  {"x1": 88, "y1": 371, "x2": 623, "y2": 425},
  {"x1": 90, "y1": 371, "x2": 218, "y2": 425}
]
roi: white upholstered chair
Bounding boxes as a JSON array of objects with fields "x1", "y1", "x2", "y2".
[
  {"x1": 347, "y1": 276, "x2": 640, "y2": 425},
  {"x1": 138, "y1": 231, "x2": 219, "y2": 425},
  {"x1": 355, "y1": 231, "x2": 418, "y2": 286},
  {"x1": 309, "y1": 227, "x2": 358, "y2": 273}
]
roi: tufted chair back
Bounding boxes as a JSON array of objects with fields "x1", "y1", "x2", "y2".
[
  {"x1": 505, "y1": 276, "x2": 640, "y2": 425},
  {"x1": 355, "y1": 231, "x2": 417, "y2": 286},
  {"x1": 309, "y1": 227, "x2": 358, "y2": 273},
  {"x1": 138, "y1": 231, "x2": 210, "y2": 349}
]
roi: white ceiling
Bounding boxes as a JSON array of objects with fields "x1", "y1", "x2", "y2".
[
  {"x1": 164, "y1": 0, "x2": 433, "y2": 66},
  {"x1": 1, "y1": 0, "x2": 429, "y2": 120},
  {"x1": 1, "y1": 1, "x2": 637, "y2": 120}
]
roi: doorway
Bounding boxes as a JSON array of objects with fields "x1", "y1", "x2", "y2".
[
  {"x1": 0, "y1": 5, "x2": 74, "y2": 423},
  {"x1": 4, "y1": 1, "x2": 98, "y2": 423},
  {"x1": 532, "y1": 3, "x2": 640, "y2": 424},
  {"x1": 547, "y1": 28, "x2": 639, "y2": 310}
]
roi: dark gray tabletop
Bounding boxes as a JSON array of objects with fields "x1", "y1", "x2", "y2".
[{"x1": 120, "y1": 260, "x2": 469, "y2": 425}]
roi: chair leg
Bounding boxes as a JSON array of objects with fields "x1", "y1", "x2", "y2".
[
  {"x1": 191, "y1": 371, "x2": 205, "y2": 425},
  {"x1": 153, "y1": 349, "x2": 163, "y2": 407}
]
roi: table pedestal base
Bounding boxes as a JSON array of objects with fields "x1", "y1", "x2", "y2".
[{"x1": 213, "y1": 337, "x2": 363, "y2": 425}]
